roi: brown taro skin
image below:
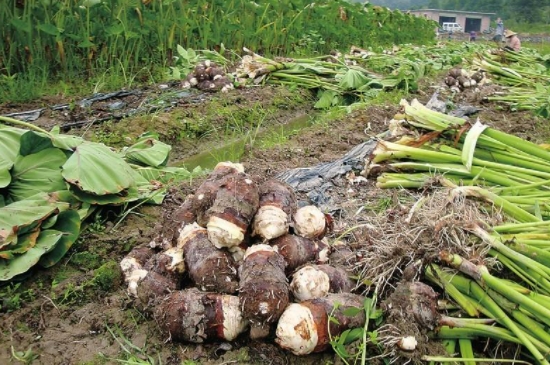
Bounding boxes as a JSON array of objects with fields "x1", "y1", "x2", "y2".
[
  {"x1": 143, "y1": 250, "x2": 184, "y2": 288},
  {"x1": 192, "y1": 163, "x2": 243, "y2": 227},
  {"x1": 150, "y1": 194, "x2": 196, "y2": 250},
  {"x1": 179, "y1": 225, "x2": 239, "y2": 294},
  {"x1": 315, "y1": 264, "x2": 354, "y2": 293},
  {"x1": 252, "y1": 179, "x2": 297, "y2": 239},
  {"x1": 155, "y1": 288, "x2": 246, "y2": 343},
  {"x1": 156, "y1": 288, "x2": 209, "y2": 343},
  {"x1": 173, "y1": 194, "x2": 196, "y2": 223},
  {"x1": 169, "y1": 194, "x2": 197, "y2": 245},
  {"x1": 136, "y1": 271, "x2": 178, "y2": 309},
  {"x1": 290, "y1": 264, "x2": 355, "y2": 301},
  {"x1": 328, "y1": 243, "x2": 357, "y2": 266},
  {"x1": 270, "y1": 234, "x2": 325, "y2": 274},
  {"x1": 275, "y1": 293, "x2": 366, "y2": 355},
  {"x1": 239, "y1": 245, "x2": 289, "y2": 338},
  {"x1": 258, "y1": 179, "x2": 297, "y2": 216},
  {"x1": 206, "y1": 172, "x2": 260, "y2": 247},
  {"x1": 125, "y1": 245, "x2": 155, "y2": 266}
]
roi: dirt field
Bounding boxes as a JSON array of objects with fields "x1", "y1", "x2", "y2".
[{"x1": 0, "y1": 77, "x2": 546, "y2": 365}]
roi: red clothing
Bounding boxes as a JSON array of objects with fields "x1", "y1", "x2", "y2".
[{"x1": 507, "y1": 35, "x2": 521, "y2": 51}]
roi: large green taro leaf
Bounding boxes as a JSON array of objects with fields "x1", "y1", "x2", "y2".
[
  {"x1": 0, "y1": 159, "x2": 11, "y2": 189},
  {"x1": 39, "y1": 210, "x2": 81, "y2": 268},
  {"x1": 62, "y1": 142, "x2": 135, "y2": 195},
  {"x1": 0, "y1": 229, "x2": 63, "y2": 281},
  {"x1": 123, "y1": 136, "x2": 171, "y2": 167},
  {"x1": 39, "y1": 190, "x2": 82, "y2": 229},
  {"x1": 19, "y1": 131, "x2": 54, "y2": 156},
  {"x1": 0, "y1": 192, "x2": 67, "y2": 249},
  {"x1": 68, "y1": 184, "x2": 140, "y2": 205},
  {"x1": 0, "y1": 128, "x2": 24, "y2": 188},
  {"x1": 131, "y1": 166, "x2": 201, "y2": 205},
  {"x1": 9, "y1": 148, "x2": 68, "y2": 201},
  {"x1": 133, "y1": 165, "x2": 197, "y2": 184},
  {"x1": 0, "y1": 127, "x2": 24, "y2": 163},
  {"x1": 50, "y1": 127, "x2": 85, "y2": 151},
  {"x1": 0, "y1": 229, "x2": 40, "y2": 260}
]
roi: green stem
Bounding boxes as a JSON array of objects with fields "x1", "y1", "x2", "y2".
[
  {"x1": 458, "y1": 339, "x2": 476, "y2": 365},
  {"x1": 0, "y1": 116, "x2": 52, "y2": 136},
  {"x1": 422, "y1": 355, "x2": 532, "y2": 364},
  {"x1": 425, "y1": 265, "x2": 480, "y2": 317}
]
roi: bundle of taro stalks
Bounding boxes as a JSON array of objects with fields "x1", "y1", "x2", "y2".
[
  {"x1": 120, "y1": 162, "x2": 369, "y2": 356},
  {"x1": 467, "y1": 48, "x2": 550, "y2": 117},
  {"x1": 362, "y1": 98, "x2": 550, "y2": 364}
]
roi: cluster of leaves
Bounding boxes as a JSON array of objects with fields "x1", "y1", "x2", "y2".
[
  {"x1": 0, "y1": 123, "x2": 200, "y2": 282},
  {"x1": 329, "y1": 296, "x2": 384, "y2": 364}
]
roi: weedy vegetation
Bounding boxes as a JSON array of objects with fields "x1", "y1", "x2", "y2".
[{"x1": 0, "y1": 0, "x2": 437, "y2": 102}]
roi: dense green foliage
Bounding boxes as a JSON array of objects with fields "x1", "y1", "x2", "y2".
[{"x1": 0, "y1": 0, "x2": 436, "y2": 101}]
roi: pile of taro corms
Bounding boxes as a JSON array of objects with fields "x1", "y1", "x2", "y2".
[{"x1": 120, "y1": 162, "x2": 366, "y2": 356}]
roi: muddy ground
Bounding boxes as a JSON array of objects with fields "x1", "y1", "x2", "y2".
[{"x1": 0, "y1": 77, "x2": 547, "y2": 365}]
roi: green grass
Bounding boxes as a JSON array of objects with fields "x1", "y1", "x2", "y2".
[
  {"x1": 502, "y1": 21, "x2": 550, "y2": 35},
  {"x1": 524, "y1": 42, "x2": 550, "y2": 55},
  {"x1": 0, "y1": 282, "x2": 37, "y2": 313},
  {"x1": 100, "y1": 325, "x2": 162, "y2": 365},
  {"x1": 258, "y1": 125, "x2": 295, "y2": 148}
]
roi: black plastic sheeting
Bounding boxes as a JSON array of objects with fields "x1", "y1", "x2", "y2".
[
  {"x1": 277, "y1": 92, "x2": 480, "y2": 210},
  {"x1": 425, "y1": 90, "x2": 480, "y2": 118},
  {"x1": 1, "y1": 85, "x2": 205, "y2": 131},
  {"x1": 277, "y1": 139, "x2": 378, "y2": 210}
]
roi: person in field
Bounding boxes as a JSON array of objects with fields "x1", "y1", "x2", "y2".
[
  {"x1": 469, "y1": 30, "x2": 476, "y2": 42},
  {"x1": 493, "y1": 17, "x2": 504, "y2": 42},
  {"x1": 504, "y1": 29, "x2": 521, "y2": 51}
]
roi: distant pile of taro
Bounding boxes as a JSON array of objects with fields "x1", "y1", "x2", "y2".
[{"x1": 173, "y1": 43, "x2": 550, "y2": 118}]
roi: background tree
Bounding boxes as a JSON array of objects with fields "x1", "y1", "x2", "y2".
[{"x1": 509, "y1": 0, "x2": 550, "y2": 22}]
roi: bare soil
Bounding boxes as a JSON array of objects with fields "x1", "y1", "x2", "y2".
[{"x1": 0, "y1": 78, "x2": 546, "y2": 365}]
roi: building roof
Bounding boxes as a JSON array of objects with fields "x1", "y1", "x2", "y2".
[{"x1": 410, "y1": 9, "x2": 495, "y2": 16}]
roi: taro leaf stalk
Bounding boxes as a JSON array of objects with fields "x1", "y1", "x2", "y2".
[
  {"x1": 439, "y1": 253, "x2": 550, "y2": 364},
  {"x1": 427, "y1": 264, "x2": 550, "y2": 364}
]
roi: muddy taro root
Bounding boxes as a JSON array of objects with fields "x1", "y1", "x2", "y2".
[
  {"x1": 120, "y1": 245, "x2": 155, "y2": 296},
  {"x1": 328, "y1": 241, "x2": 357, "y2": 266},
  {"x1": 168, "y1": 193, "x2": 197, "y2": 246},
  {"x1": 252, "y1": 178, "x2": 297, "y2": 240},
  {"x1": 290, "y1": 264, "x2": 354, "y2": 301},
  {"x1": 121, "y1": 247, "x2": 185, "y2": 307},
  {"x1": 143, "y1": 247, "x2": 186, "y2": 286},
  {"x1": 120, "y1": 247, "x2": 179, "y2": 307},
  {"x1": 149, "y1": 193, "x2": 197, "y2": 250},
  {"x1": 177, "y1": 223, "x2": 239, "y2": 294},
  {"x1": 192, "y1": 162, "x2": 245, "y2": 227},
  {"x1": 206, "y1": 171, "x2": 260, "y2": 249},
  {"x1": 276, "y1": 293, "x2": 366, "y2": 355},
  {"x1": 239, "y1": 244, "x2": 289, "y2": 339},
  {"x1": 270, "y1": 234, "x2": 330, "y2": 274},
  {"x1": 293, "y1": 205, "x2": 329, "y2": 239},
  {"x1": 156, "y1": 288, "x2": 248, "y2": 343}
]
